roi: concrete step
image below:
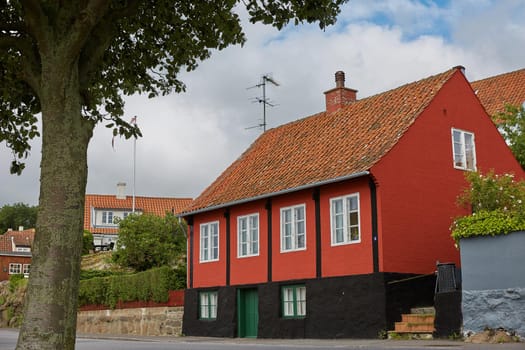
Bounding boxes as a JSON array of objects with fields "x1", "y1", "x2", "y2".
[{"x1": 410, "y1": 306, "x2": 435, "y2": 315}]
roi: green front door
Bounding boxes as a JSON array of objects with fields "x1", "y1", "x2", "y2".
[{"x1": 237, "y1": 288, "x2": 258, "y2": 338}]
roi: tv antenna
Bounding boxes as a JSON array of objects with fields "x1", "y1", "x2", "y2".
[{"x1": 246, "y1": 74, "x2": 280, "y2": 132}]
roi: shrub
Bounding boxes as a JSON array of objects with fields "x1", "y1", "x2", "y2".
[
  {"x1": 9, "y1": 274, "x2": 27, "y2": 293},
  {"x1": 78, "y1": 266, "x2": 180, "y2": 308},
  {"x1": 82, "y1": 230, "x2": 94, "y2": 255},
  {"x1": 80, "y1": 269, "x2": 127, "y2": 280},
  {"x1": 451, "y1": 209, "x2": 525, "y2": 243},
  {"x1": 452, "y1": 170, "x2": 525, "y2": 242},
  {"x1": 112, "y1": 212, "x2": 186, "y2": 271}
]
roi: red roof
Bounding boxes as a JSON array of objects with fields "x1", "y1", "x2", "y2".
[
  {"x1": 471, "y1": 68, "x2": 525, "y2": 116},
  {"x1": 0, "y1": 228, "x2": 35, "y2": 252},
  {"x1": 184, "y1": 67, "x2": 463, "y2": 214},
  {"x1": 84, "y1": 195, "x2": 192, "y2": 234}
]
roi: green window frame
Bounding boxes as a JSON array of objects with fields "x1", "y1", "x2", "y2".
[
  {"x1": 199, "y1": 291, "x2": 218, "y2": 320},
  {"x1": 281, "y1": 285, "x2": 306, "y2": 318}
]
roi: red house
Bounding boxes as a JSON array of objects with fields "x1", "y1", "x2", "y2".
[
  {"x1": 181, "y1": 66, "x2": 525, "y2": 338},
  {"x1": 0, "y1": 227, "x2": 35, "y2": 281}
]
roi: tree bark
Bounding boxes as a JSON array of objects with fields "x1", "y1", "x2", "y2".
[{"x1": 16, "y1": 52, "x2": 94, "y2": 350}]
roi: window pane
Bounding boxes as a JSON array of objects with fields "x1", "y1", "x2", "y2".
[
  {"x1": 349, "y1": 212, "x2": 358, "y2": 226},
  {"x1": 348, "y1": 196, "x2": 358, "y2": 211},
  {"x1": 212, "y1": 223, "x2": 219, "y2": 259},
  {"x1": 201, "y1": 225, "x2": 209, "y2": 261},
  {"x1": 297, "y1": 287, "x2": 306, "y2": 316},
  {"x1": 350, "y1": 226, "x2": 359, "y2": 241},
  {"x1": 465, "y1": 133, "x2": 475, "y2": 170},
  {"x1": 210, "y1": 293, "x2": 218, "y2": 319},
  {"x1": 283, "y1": 288, "x2": 294, "y2": 316}
]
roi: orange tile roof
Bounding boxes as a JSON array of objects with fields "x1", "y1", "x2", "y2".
[
  {"x1": 84, "y1": 195, "x2": 192, "y2": 234},
  {"x1": 184, "y1": 67, "x2": 463, "y2": 214},
  {"x1": 0, "y1": 228, "x2": 35, "y2": 252},
  {"x1": 471, "y1": 68, "x2": 525, "y2": 116}
]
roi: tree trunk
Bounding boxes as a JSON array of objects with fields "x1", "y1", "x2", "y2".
[{"x1": 16, "y1": 53, "x2": 94, "y2": 349}]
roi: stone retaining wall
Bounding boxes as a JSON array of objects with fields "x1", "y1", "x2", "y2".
[{"x1": 77, "y1": 306, "x2": 183, "y2": 336}]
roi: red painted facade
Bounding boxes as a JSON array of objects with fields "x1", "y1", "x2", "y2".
[
  {"x1": 0, "y1": 255, "x2": 31, "y2": 281},
  {"x1": 187, "y1": 68, "x2": 525, "y2": 289},
  {"x1": 372, "y1": 72, "x2": 524, "y2": 274}
]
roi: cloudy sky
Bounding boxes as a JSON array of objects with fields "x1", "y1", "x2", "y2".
[{"x1": 1, "y1": 0, "x2": 524, "y2": 207}]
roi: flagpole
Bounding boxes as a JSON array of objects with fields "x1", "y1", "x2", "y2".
[{"x1": 132, "y1": 116, "x2": 137, "y2": 213}]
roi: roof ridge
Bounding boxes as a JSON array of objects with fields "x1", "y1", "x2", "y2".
[
  {"x1": 85, "y1": 194, "x2": 192, "y2": 200},
  {"x1": 471, "y1": 67, "x2": 525, "y2": 84}
]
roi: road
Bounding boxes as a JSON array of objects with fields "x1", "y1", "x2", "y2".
[{"x1": 0, "y1": 329, "x2": 523, "y2": 350}]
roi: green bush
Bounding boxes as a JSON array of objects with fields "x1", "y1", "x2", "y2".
[
  {"x1": 82, "y1": 230, "x2": 94, "y2": 255},
  {"x1": 9, "y1": 274, "x2": 27, "y2": 293},
  {"x1": 452, "y1": 170, "x2": 525, "y2": 242},
  {"x1": 78, "y1": 266, "x2": 181, "y2": 308},
  {"x1": 451, "y1": 209, "x2": 525, "y2": 243},
  {"x1": 112, "y1": 212, "x2": 186, "y2": 271},
  {"x1": 80, "y1": 269, "x2": 127, "y2": 280}
]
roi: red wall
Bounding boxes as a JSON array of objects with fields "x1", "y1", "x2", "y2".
[
  {"x1": 190, "y1": 179, "x2": 377, "y2": 287},
  {"x1": 320, "y1": 178, "x2": 374, "y2": 277},
  {"x1": 372, "y1": 70, "x2": 525, "y2": 274},
  {"x1": 190, "y1": 209, "x2": 227, "y2": 288},
  {"x1": 229, "y1": 199, "x2": 268, "y2": 285},
  {"x1": 270, "y1": 190, "x2": 317, "y2": 282},
  {"x1": 0, "y1": 255, "x2": 31, "y2": 281}
]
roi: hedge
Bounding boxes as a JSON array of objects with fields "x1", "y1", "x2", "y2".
[{"x1": 78, "y1": 266, "x2": 186, "y2": 308}]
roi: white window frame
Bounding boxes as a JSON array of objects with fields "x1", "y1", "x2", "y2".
[
  {"x1": 280, "y1": 204, "x2": 306, "y2": 252},
  {"x1": 330, "y1": 193, "x2": 361, "y2": 246},
  {"x1": 200, "y1": 221, "x2": 219, "y2": 262},
  {"x1": 102, "y1": 211, "x2": 114, "y2": 225},
  {"x1": 237, "y1": 213, "x2": 259, "y2": 258},
  {"x1": 452, "y1": 128, "x2": 477, "y2": 171},
  {"x1": 23, "y1": 264, "x2": 30, "y2": 276},
  {"x1": 9, "y1": 263, "x2": 22, "y2": 274},
  {"x1": 199, "y1": 291, "x2": 218, "y2": 320},
  {"x1": 15, "y1": 247, "x2": 31, "y2": 252}
]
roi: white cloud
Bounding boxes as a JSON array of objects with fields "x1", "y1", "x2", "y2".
[{"x1": 1, "y1": 0, "x2": 524, "y2": 207}]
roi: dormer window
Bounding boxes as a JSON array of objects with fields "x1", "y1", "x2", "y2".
[
  {"x1": 452, "y1": 128, "x2": 476, "y2": 171},
  {"x1": 102, "y1": 211, "x2": 114, "y2": 224}
]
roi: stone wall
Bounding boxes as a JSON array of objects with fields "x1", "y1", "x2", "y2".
[
  {"x1": 77, "y1": 306, "x2": 183, "y2": 336},
  {"x1": 463, "y1": 288, "x2": 525, "y2": 337}
]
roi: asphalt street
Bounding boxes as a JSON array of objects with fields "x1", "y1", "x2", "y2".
[{"x1": 0, "y1": 329, "x2": 523, "y2": 350}]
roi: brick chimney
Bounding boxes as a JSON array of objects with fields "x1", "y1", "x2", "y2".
[{"x1": 324, "y1": 71, "x2": 357, "y2": 113}]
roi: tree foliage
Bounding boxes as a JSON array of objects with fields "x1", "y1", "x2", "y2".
[
  {"x1": 82, "y1": 230, "x2": 94, "y2": 255},
  {"x1": 0, "y1": 203, "x2": 37, "y2": 234},
  {"x1": 113, "y1": 212, "x2": 186, "y2": 272},
  {"x1": 1, "y1": 0, "x2": 347, "y2": 174},
  {"x1": 0, "y1": 1, "x2": 347, "y2": 348},
  {"x1": 493, "y1": 104, "x2": 525, "y2": 169},
  {"x1": 451, "y1": 170, "x2": 525, "y2": 242}
]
